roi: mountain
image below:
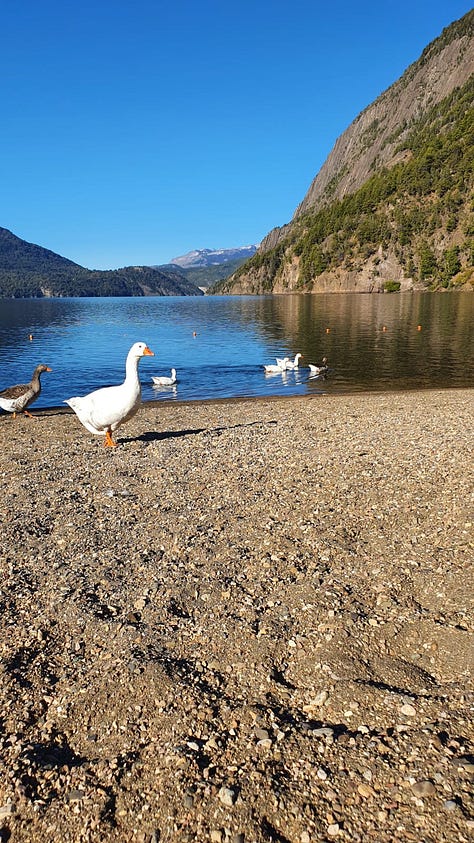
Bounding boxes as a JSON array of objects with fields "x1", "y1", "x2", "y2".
[
  {"x1": 155, "y1": 256, "x2": 254, "y2": 288},
  {"x1": 0, "y1": 228, "x2": 204, "y2": 297},
  {"x1": 169, "y1": 245, "x2": 258, "y2": 268},
  {"x1": 212, "y1": 11, "x2": 474, "y2": 295}
]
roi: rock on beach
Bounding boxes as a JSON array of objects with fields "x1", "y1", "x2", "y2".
[{"x1": 0, "y1": 389, "x2": 472, "y2": 842}]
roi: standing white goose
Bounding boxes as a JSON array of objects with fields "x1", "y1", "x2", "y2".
[
  {"x1": 65, "y1": 342, "x2": 154, "y2": 447},
  {"x1": 0, "y1": 364, "x2": 52, "y2": 418},
  {"x1": 151, "y1": 368, "x2": 177, "y2": 387}
]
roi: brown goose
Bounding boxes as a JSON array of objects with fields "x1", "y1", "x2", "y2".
[{"x1": 0, "y1": 364, "x2": 52, "y2": 418}]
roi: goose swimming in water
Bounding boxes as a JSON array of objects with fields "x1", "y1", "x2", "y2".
[
  {"x1": 64, "y1": 341, "x2": 154, "y2": 447},
  {"x1": 151, "y1": 368, "x2": 177, "y2": 387},
  {"x1": 308, "y1": 357, "x2": 329, "y2": 376},
  {"x1": 264, "y1": 359, "x2": 288, "y2": 374},
  {"x1": 285, "y1": 353, "x2": 303, "y2": 370}
]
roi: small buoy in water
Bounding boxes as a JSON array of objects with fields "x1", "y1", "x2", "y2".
[
  {"x1": 417, "y1": 325, "x2": 422, "y2": 331},
  {"x1": 325, "y1": 327, "x2": 330, "y2": 334},
  {"x1": 193, "y1": 331, "x2": 197, "y2": 338},
  {"x1": 382, "y1": 325, "x2": 387, "y2": 332},
  {"x1": 29, "y1": 334, "x2": 34, "y2": 341}
]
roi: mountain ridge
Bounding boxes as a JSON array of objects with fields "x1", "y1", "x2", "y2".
[
  {"x1": 0, "y1": 227, "x2": 204, "y2": 297},
  {"x1": 168, "y1": 245, "x2": 258, "y2": 268},
  {"x1": 213, "y1": 10, "x2": 474, "y2": 295}
]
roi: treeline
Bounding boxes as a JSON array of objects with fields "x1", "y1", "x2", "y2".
[
  {"x1": 0, "y1": 265, "x2": 204, "y2": 298},
  {"x1": 0, "y1": 228, "x2": 204, "y2": 297}
]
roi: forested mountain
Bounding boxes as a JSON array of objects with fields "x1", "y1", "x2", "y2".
[
  {"x1": 0, "y1": 228, "x2": 203, "y2": 297},
  {"x1": 213, "y1": 10, "x2": 474, "y2": 295}
]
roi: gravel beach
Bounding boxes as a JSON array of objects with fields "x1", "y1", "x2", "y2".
[{"x1": 0, "y1": 389, "x2": 473, "y2": 843}]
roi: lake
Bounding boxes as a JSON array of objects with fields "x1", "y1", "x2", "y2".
[{"x1": 0, "y1": 293, "x2": 472, "y2": 409}]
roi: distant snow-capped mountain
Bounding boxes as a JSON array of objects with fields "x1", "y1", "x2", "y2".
[{"x1": 170, "y1": 245, "x2": 258, "y2": 268}]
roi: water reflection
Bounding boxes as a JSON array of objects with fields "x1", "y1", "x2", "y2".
[{"x1": 0, "y1": 293, "x2": 472, "y2": 408}]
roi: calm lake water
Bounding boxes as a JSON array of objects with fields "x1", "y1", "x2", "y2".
[{"x1": 0, "y1": 293, "x2": 472, "y2": 409}]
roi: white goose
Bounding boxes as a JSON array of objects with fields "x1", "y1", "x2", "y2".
[
  {"x1": 264, "y1": 359, "x2": 288, "y2": 374},
  {"x1": 152, "y1": 368, "x2": 177, "y2": 387},
  {"x1": 285, "y1": 353, "x2": 303, "y2": 370},
  {"x1": 65, "y1": 341, "x2": 154, "y2": 447},
  {"x1": 308, "y1": 357, "x2": 329, "y2": 376}
]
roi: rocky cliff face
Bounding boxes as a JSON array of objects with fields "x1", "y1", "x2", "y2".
[
  {"x1": 218, "y1": 11, "x2": 474, "y2": 295},
  {"x1": 294, "y1": 26, "x2": 473, "y2": 220}
]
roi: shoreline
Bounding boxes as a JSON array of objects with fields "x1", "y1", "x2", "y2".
[
  {"x1": 0, "y1": 388, "x2": 472, "y2": 842},
  {"x1": 23, "y1": 382, "x2": 474, "y2": 417}
]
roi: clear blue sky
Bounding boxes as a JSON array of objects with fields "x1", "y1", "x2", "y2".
[{"x1": 2, "y1": 0, "x2": 472, "y2": 269}]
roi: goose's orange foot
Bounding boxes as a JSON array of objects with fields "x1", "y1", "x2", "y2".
[
  {"x1": 104, "y1": 430, "x2": 118, "y2": 447},
  {"x1": 24, "y1": 410, "x2": 34, "y2": 418}
]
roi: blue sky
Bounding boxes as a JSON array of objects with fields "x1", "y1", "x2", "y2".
[{"x1": 2, "y1": 0, "x2": 472, "y2": 269}]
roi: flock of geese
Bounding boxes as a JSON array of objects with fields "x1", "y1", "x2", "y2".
[
  {"x1": 264, "y1": 353, "x2": 329, "y2": 377},
  {"x1": 0, "y1": 342, "x2": 155, "y2": 448},
  {"x1": 0, "y1": 342, "x2": 330, "y2": 447}
]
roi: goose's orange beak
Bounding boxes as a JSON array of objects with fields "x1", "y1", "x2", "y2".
[{"x1": 143, "y1": 347, "x2": 154, "y2": 356}]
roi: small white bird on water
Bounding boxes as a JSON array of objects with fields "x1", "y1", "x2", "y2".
[
  {"x1": 264, "y1": 359, "x2": 288, "y2": 374},
  {"x1": 151, "y1": 368, "x2": 177, "y2": 387},
  {"x1": 285, "y1": 353, "x2": 303, "y2": 370},
  {"x1": 64, "y1": 341, "x2": 154, "y2": 447}
]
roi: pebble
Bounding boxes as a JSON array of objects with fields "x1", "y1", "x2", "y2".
[
  {"x1": 312, "y1": 727, "x2": 334, "y2": 738},
  {"x1": 66, "y1": 789, "x2": 85, "y2": 803},
  {"x1": 444, "y1": 800, "x2": 458, "y2": 811},
  {"x1": 254, "y1": 728, "x2": 270, "y2": 741},
  {"x1": 218, "y1": 786, "x2": 236, "y2": 807},
  {"x1": 327, "y1": 823, "x2": 340, "y2": 836},
  {"x1": 311, "y1": 690, "x2": 329, "y2": 706},
  {"x1": 411, "y1": 780, "x2": 435, "y2": 797},
  {"x1": 400, "y1": 703, "x2": 416, "y2": 717}
]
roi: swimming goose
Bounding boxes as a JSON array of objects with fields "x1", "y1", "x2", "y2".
[
  {"x1": 264, "y1": 360, "x2": 288, "y2": 374},
  {"x1": 0, "y1": 364, "x2": 52, "y2": 418},
  {"x1": 285, "y1": 353, "x2": 303, "y2": 370},
  {"x1": 65, "y1": 341, "x2": 154, "y2": 447},
  {"x1": 152, "y1": 368, "x2": 177, "y2": 387},
  {"x1": 308, "y1": 357, "x2": 329, "y2": 376}
]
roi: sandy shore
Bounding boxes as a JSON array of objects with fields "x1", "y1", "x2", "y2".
[{"x1": 0, "y1": 389, "x2": 473, "y2": 842}]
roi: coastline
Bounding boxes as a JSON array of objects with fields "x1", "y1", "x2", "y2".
[{"x1": 0, "y1": 388, "x2": 472, "y2": 842}]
